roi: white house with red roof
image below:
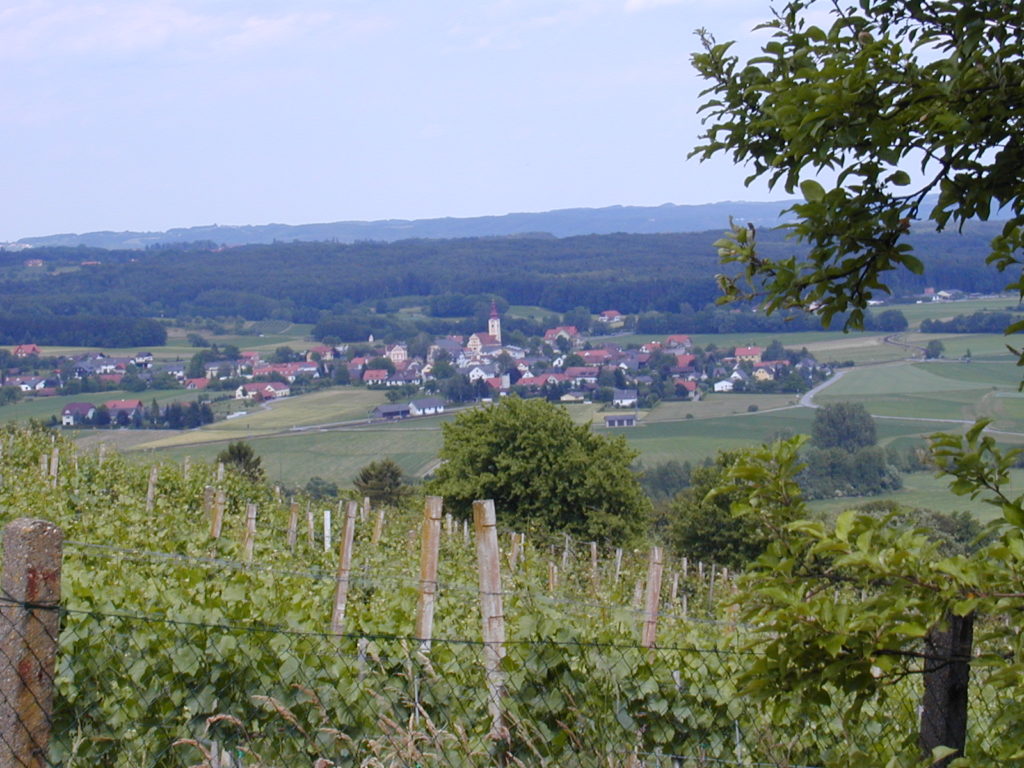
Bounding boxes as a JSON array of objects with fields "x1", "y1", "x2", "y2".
[
  {"x1": 235, "y1": 382, "x2": 290, "y2": 400},
  {"x1": 362, "y1": 369, "x2": 389, "y2": 385},
  {"x1": 12, "y1": 344, "x2": 41, "y2": 357},
  {"x1": 61, "y1": 402, "x2": 96, "y2": 426},
  {"x1": 665, "y1": 334, "x2": 692, "y2": 349},
  {"x1": 598, "y1": 310, "x2": 624, "y2": 325},
  {"x1": 735, "y1": 346, "x2": 764, "y2": 363}
]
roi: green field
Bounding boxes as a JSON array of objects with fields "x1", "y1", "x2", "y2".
[
  {"x1": 894, "y1": 296, "x2": 1019, "y2": 326},
  {"x1": 0, "y1": 388, "x2": 210, "y2": 425},
  {"x1": 807, "y1": 469, "x2": 1020, "y2": 522}
]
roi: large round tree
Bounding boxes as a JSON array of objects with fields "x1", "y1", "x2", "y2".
[{"x1": 427, "y1": 397, "x2": 649, "y2": 544}]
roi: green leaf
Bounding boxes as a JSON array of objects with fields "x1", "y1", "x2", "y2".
[{"x1": 800, "y1": 179, "x2": 827, "y2": 202}]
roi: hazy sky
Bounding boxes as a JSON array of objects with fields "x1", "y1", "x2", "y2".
[{"x1": 1, "y1": 0, "x2": 787, "y2": 240}]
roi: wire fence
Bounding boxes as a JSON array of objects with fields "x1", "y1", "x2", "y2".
[
  {"x1": 23, "y1": 604, "x2": 908, "y2": 768},
  {"x1": 0, "y1": 583, "x2": 1014, "y2": 764}
]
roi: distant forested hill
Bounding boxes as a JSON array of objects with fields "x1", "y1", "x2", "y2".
[
  {"x1": 13, "y1": 201, "x2": 798, "y2": 249},
  {"x1": 0, "y1": 223, "x2": 1008, "y2": 331}
]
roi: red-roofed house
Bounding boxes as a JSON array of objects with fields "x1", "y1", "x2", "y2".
[
  {"x1": 675, "y1": 354, "x2": 697, "y2": 372},
  {"x1": 61, "y1": 402, "x2": 96, "y2": 426},
  {"x1": 665, "y1": 334, "x2": 692, "y2": 349},
  {"x1": 466, "y1": 333, "x2": 500, "y2": 354},
  {"x1": 235, "y1": 382, "x2": 290, "y2": 400},
  {"x1": 104, "y1": 399, "x2": 144, "y2": 422},
  {"x1": 543, "y1": 326, "x2": 582, "y2": 349},
  {"x1": 735, "y1": 346, "x2": 764, "y2": 363},
  {"x1": 185, "y1": 378, "x2": 210, "y2": 390},
  {"x1": 598, "y1": 310, "x2": 623, "y2": 324},
  {"x1": 580, "y1": 348, "x2": 614, "y2": 364},
  {"x1": 363, "y1": 369, "x2": 389, "y2": 385},
  {"x1": 12, "y1": 344, "x2": 40, "y2": 357}
]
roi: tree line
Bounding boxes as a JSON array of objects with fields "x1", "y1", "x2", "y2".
[{"x1": 3, "y1": 224, "x2": 1007, "y2": 331}]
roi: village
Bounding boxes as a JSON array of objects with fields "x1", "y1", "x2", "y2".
[{"x1": 1, "y1": 302, "x2": 832, "y2": 431}]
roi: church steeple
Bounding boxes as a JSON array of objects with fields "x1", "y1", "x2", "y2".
[{"x1": 488, "y1": 300, "x2": 502, "y2": 344}]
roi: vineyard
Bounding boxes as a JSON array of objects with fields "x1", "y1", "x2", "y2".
[{"x1": 0, "y1": 424, "x2": 1006, "y2": 766}]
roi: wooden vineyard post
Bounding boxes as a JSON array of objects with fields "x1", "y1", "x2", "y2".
[
  {"x1": 415, "y1": 497, "x2": 443, "y2": 649},
  {"x1": 210, "y1": 489, "x2": 226, "y2": 539},
  {"x1": 242, "y1": 504, "x2": 257, "y2": 563},
  {"x1": 671, "y1": 571, "x2": 680, "y2": 603},
  {"x1": 38, "y1": 453, "x2": 47, "y2": 479},
  {"x1": 707, "y1": 565, "x2": 717, "y2": 612},
  {"x1": 287, "y1": 501, "x2": 299, "y2": 551},
  {"x1": 590, "y1": 541, "x2": 599, "y2": 589},
  {"x1": 146, "y1": 466, "x2": 159, "y2": 513},
  {"x1": 641, "y1": 546, "x2": 664, "y2": 648},
  {"x1": 323, "y1": 508, "x2": 332, "y2": 553},
  {"x1": 473, "y1": 500, "x2": 508, "y2": 741},
  {"x1": 202, "y1": 485, "x2": 214, "y2": 517},
  {"x1": 330, "y1": 501, "x2": 358, "y2": 635},
  {"x1": 49, "y1": 447, "x2": 59, "y2": 488},
  {"x1": 445, "y1": 513, "x2": 454, "y2": 538},
  {"x1": 561, "y1": 533, "x2": 570, "y2": 570},
  {"x1": 548, "y1": 562, "x2": 558, "y2": 593},
  {"x1": 216, "y1": 462, "x2": 225, "y2": 482},
  {"x1": 614, "y1": 547, "x2": 623, "y2": 583},
  {"x1": 462, "y1": 519, "x2": 469, "y2": 544},
  {"x1": 508, "y1": 532, "x2": 522, "y2": 572},
  {"x1": 361, "y1": 496, "x2": 370, "y2": 523},
  {"x1": 306, "y1": 503, "x2": 315, "y2": 548},
  {"x1": 0, "y1": 518, "x2": 63, "y2": 768},
  {"x1": 371, "y1": 508, "x2": 386, "y2": 546}
]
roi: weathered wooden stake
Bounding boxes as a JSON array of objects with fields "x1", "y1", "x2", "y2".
[
  {"x1": 920, "y1": 613, "x2": 975, "y2": 766},
  {"x1": 287, "y1": 501, "x2": 299, "y2": 551},
  {"x1": 642, "y1": 546, "x2": 664, "y2": 648},
  {"x1": 216, "y1": 462, "x2": 225, "y2": 482},
  {"x1": 145, "y1": 466, "x2": 159, "y2": 513},
  {"x1": 462, "y1": 519, "x2": 469, "y2": 544},
  {"x1": 49, "y1": 448, "x2": 59, "y2": 488},
  {"x1": 670, "y1": 571, "x2": 680, "y2": 603},
  {"x1": 323, "y1": 508, "x2": 332, "y2": 553},
  {"x1": 330, "y1": 501, "x2": 358, "y2": 635},
  {"x1": 473, "y1": 499, "x2": 507, "y2": 741},
  {"x1": 305, "y1": 503, "x2": 315, "y2": 548},
  {"x1": 38, "y1": 453, "x2": 47, "y2": 478},
  {"x1": 682, "y1": 556, "x2": 688, "y2": 580},
  {"x1": 445, "y1": 512, "x2": 454, "y2": 538},
  {"x1": 682, "y1": 593, "x2": 689, "y2": 621},
  {"x1": 210, "y1": 489, "x2": 226, "y2": 539},
  {"x1": 361, "y1": 496, "x2": 370, "y2": 523},
  {"x1": 415, "y1": 497, "x2": 443, "y2": 648},
  {"x1": 371, "y1": 508, "x2": 386, "y2": 545},
  {"x1": 242, "y1": 503, "x2": 257, "y2": 562},
  {"x1": 548, "y1": 562, "x2": 558, "y2": 593},
  {"x1": 590, "y1": 541, "x2": 599, "y2": 586},
  {"x1": 561, "y1": 533, "x2": 571, "y2": 570},
  {"x1": 509, "y1": 532, "x2": 522, "y2": 571},
  {"x1": 707, "y1": 564, "x2": 717, "y2": 611},
  {"x1": 614, "y1": 547, "x2": 623, "y2": 583},
  {"x1": 0, "y1": 518, "x2": 63, "y2": 768}
]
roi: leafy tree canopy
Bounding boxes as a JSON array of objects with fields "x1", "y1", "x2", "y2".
[
  {"x1": 692, "y1": 0, "x2": 1024, "y2": 334},
  {"x1": 216, "y1": 441, "x2": 265, "y2": 484},
  {"x1": 810, "y1": 401, "x2": 877, "y2": 452},
  {"x1": 692, "y1": 2, "x2": 1024, "y2": 760},
  {"x1": 426, "y1": 397, "x2": 650, "y2": 544},
  {"x1": 353, "y1": 459, "x2": 408, "y2": 507}
]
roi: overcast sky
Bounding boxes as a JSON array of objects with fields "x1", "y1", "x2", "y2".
[{"x1": 1, "y1": 0, "x2": 787, "y2": 240}]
